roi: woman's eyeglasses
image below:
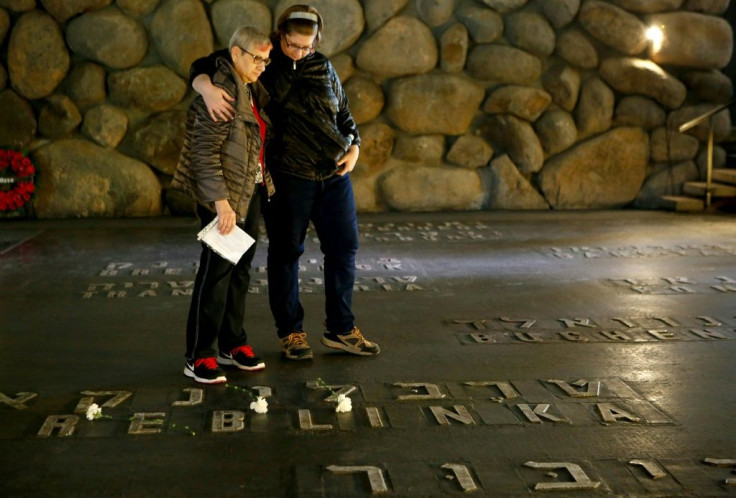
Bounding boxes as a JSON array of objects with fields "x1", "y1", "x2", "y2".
[
  {"x1": 239, "y1": 47, "x2": 271, "y2": 66},
  {"x1": 284, "y1": 36, "x2": 314, "y2": 53}
]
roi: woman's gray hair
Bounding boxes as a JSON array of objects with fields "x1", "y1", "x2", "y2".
[{"x1": 229, "y1": 25, "x2": 271, "y2": 52}]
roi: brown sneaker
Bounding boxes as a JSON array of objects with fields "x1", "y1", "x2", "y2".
[
  {"x1": 321, "y1": 327, "x2": 380, "y2": 356},
  {"x1": 280, "y1": 332, "x2": 313, "y2": 360}
]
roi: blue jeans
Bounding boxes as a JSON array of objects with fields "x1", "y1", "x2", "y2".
[{"x1": 264, "y1": 171, "x2": 358, "y2": 337}]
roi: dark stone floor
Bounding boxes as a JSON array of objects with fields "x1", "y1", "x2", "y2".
[{"x1": 1, "y1": 210, "x2": 735, "y2": 497}]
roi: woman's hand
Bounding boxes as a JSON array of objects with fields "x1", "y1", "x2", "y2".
[
  {"x1": 336, "y1": 144, "x2": 360, "y2": 176},
  {"x1": 192, "y1": 74, "x2": 235, "y2": 121},
  {"x1": 214, "y1": 199, "x2": 236, "y2": 235}
]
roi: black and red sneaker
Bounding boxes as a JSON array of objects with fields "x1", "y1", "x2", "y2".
[
  {"x1": 184, "y1": 357, "x2": 227, "y2": 384},
  {"x1": 218, "y1": 345, "x2": 266, "y2": 371}
]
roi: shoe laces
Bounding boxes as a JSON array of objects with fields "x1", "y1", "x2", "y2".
[
  {"x1": 288, "y1": 332, "x2": 308, "y2": 346},
  {"x1": 347, "y1": 327, "x2": 365, "y2": 341},
  {"x1": 232, "y1": 345, "x2": 255, "y2": 358},
  {"x1": 194, "y1": 357, "x2": 220, "y2": 370}
]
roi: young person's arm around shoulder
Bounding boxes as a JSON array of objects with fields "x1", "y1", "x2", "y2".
[{"x1": 190, "y1": 49, "x2": 236, "y2": 122}]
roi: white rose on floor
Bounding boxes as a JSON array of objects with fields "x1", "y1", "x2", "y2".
[
  {"x1": 250, "y1": 396, "x2": 268, "y2": 414},
  {"x1": 335, "y1": 394, "x2": 352, "y2": 413},
  {"x1": 86, "y1": 403, "x2": 102, "y2": 420}
]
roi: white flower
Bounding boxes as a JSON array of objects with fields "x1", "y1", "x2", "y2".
[
  {"x1": 249, "y1": 396, "x2": 268, "y2": 414},
  {"x1": 85, "y1": 403, "x2": 103, "y2": 421},
  {"x1": 335, "y1": 394, "x2": 352, "y2": 413}
]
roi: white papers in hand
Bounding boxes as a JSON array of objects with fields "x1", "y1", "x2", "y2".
[{"x1": 196, "y1": 217, "x2": 255, "y2": 265}]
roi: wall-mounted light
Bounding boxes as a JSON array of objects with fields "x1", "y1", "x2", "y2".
[{"x1": 646, "y1": 25, "x2": 664, "y2": 54}]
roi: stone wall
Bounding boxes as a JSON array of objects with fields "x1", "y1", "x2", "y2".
[{"x1": 0, "y1": 0, "x2": 732, "y2": 217}]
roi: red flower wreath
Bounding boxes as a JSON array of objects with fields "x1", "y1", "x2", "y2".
[{"x1": 0, "y1": 149, "x2": 36, "y2": 212}]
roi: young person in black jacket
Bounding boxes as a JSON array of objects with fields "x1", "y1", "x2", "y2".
[{"x1": 190, "y1": 4, "x2": 380, "y2": 360}]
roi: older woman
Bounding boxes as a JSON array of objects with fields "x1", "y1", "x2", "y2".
[
  {"x1": 172, "y1": 26, "x2": 274, "y2": 383},
  {"x1": 190, "y1": 4, "x2": 380, "y2": 361}
]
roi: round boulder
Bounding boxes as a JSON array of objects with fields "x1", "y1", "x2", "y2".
[
  {"x1": 355, "y1": 122, "x2": 395, "y2": 174},
  {"x1": 684, "y1": 0, "x2": 729, "y2": 13},
  {"x1": 38, "y1": 95, "x2": 82, "y2": 138},
  {"x1": 579, "y1": 0, "x2": 648, "y2": 55},
  {"x1": 440, "y1": 23, "x2": 469, "y2": 73},
  {"x1": 108, "y1": 65, "x2": 187, "y2": 112},
  {"x1": 556, "y1": 29, "x2": 598, "y2": 69},
  {"x1": 480, "y1": 114, "x2": 544, "y2": 174},
  {"x1": 364, "y1": 0, "x2": 409, "y2": 31},
  {"x1": 478, "y1": 0, "x2": 529, "y2": 12},
  {"x1": 7, "y1": 10, "x2": 69, "y2": 99},
  {"x1": 600, "y1": 57, "x2": 687, "y2": 109},
  {"x1": 575, "y1": 77, "x2": 614, "y2": 139},
  {"x1": 468, "y1": 45, "x2": 542, "y2": 84},
  {"x1": 0, "y1": 89, "x2": 36, "y2": 148},
  {"x1": 650, "y1": 126, "x2": 699, "y2": 162},
  {"x1": 117, "y1": 0, "x2": 160, "y2": 17},
  {"x1": 456, "y1": 5, "x2": 503, "y2": 43},
  {"x1": 345, "y1": 77, "x2": 384, "y2": 125},
  {"x1": 534, "y1": 110, "x2": 577, "y2": 156},
  {"x1": 447, "y1": 134, "x2": 494, "y2": 169},
  {"x1": 537, "y1": 127, "x2": 649, "y2": 209},
  {"x1": 64, "y1": 62, "x2": 107, "y2": 111},
  {"x1": 125, "y1": 110, "x2": 187, "y2": 175},
  {"x1": 386, "y1": 74, "x2": 484, "y2": 135},
  {"x1": 66, "y1": 6, "x2": 148, "y2": 70},
  {"x1": 379, "y1": 164, "x2": 484, "y2": 211},
  {"x1": 392, "y1": 135, "x2": 445, "y2": 164},
  {"x1": 483, "y1": 85, "x2": 552, "y2": 122},
  {"x1": 40, "y1": 0, "x2": 114, "y2": 22},
  {"x1": 32, "y1": 138, "x2": 162, "y2": 218},
  {"x1": 357, "y1": 16, "x2": 437, "y2": 78},
  {"x1": 540, "y1": 0, "x2": 580, "y2": 28},
  {"x1": 416, "y1": 0, "x2": 455, "y2": 27},
  {"x1": 151, "y1": 0, "x2": 213, "y2": 77},
  {"x1": 211, "y1": 0, "x2": 271, "y2": 48},
  {"x1": 611, "y1": 0, "x2": 684, "y2": 12},
  {"x1": 82, "y1": 104, "x2": 128, "y2": 148},
  {"x1": 487, "y1": 154, "x2": 550, "y2": 210},
  {"x1": 0, "y1": 8, "x2": 10, "y2": 44},
  {"x1": 682, "y1": 70, "x2": 733, "y2": 103},
  {"x1": 613, "y1": 96, "x2": 666, "y2": 129},
  {"x1": 648, "y1": 12, "x2": 733, "y2": 69},
  {"x1": 506, "y1": 11, "x2": 556, "y2": 56}
]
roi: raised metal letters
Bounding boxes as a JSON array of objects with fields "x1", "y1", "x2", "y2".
[
  {"x1": 441, "y1": 463, "x2": 478, "y2": 492},
  {"x1": 172, "y1": 388, "x2": 204, "y2": 406},
  {"x1": 128, "y1": 412, "x2": 166, "y2": 435},
  {"x1": 394, "y1": 383, "x2": 444, "y2": 401},
  {"x1": 559, "y1": 318, "x2": 597, "y2": 328},
  {"x1": 298, "y1": 409, "x2": 333, "y2": 430},
  {"x1": 325, "y1": 465, "x2": 388, "y2": 494},
  {"x1": 306, "y1": 381, "x2": 356, "y2": 402},
  {"x1": 500, "y1": 317, "x2": 536, "y2": 329},
  {"x1": 252, "y1": 386, "x2": 272, "y2": 398},
  {"x1": 365, "y1": 407, "x2": 385, "y2": 428},
  {"x1": 703, "y1": 458, "x2": 736, "y2": 485},
  {"x1": 464, "y1": 381, "x2": 518, "y2": 401},
  {"x1": 629, "y1": 460, "x2": 667, "y2": 479},
  {"x1": 517, "y1": 404, "x2": 568, "y2": 424},
  {"x1": 524, "y1": 461, "x2": 601, "y2": 491},
  {"x1": 429, "y1": 405, "x2": 475, "y2": 425},
  {"x1": 0, "y1": 391, "x2": 37, "y2": 410},
  {"x1": 212, "y1": 410, "x2": 245, "y2": 432},
  {"x1": 596, "y1": 403, "x2": 641, "y2": 423},
  {"x1": 38, "y1": 415, "x2": 79, "y2": 437},
  {"x1": 547, "y1": 379, "x2": 600, "y2": 398},
  {"x1": 75, "y1": 390, "x2": 132, "y2": 414}
]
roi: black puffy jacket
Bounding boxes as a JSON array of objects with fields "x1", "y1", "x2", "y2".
[{"x1": 190, "y1": 37, "x2": 361, "y2": 181}]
